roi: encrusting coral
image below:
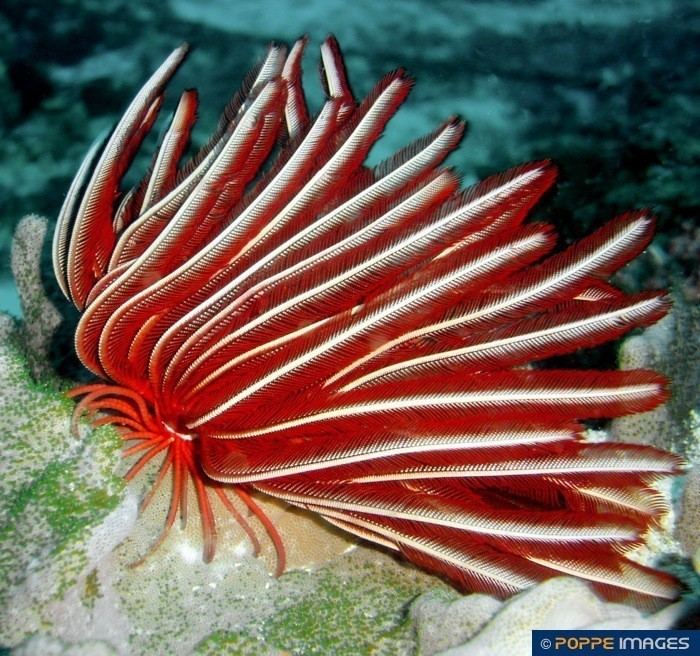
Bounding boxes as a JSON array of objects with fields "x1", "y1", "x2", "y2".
[
  {"x1": 613, "y1": 298, "x2": 700, "y2": 580},
  {"x1": 613, "y1": 301, "x2": 700, "y2": 460},
  {"x1": 417, "y1": 577, "x2": 686, "y2": 656},
  {"x1": 10, "y1": 214, "x2": 63, "y2": 381}
]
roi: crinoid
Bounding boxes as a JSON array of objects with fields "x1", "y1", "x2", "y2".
[{"x1": 54, "y1": 37, "x2": 683, "y2": 603}]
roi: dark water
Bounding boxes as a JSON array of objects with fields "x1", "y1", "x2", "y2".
[{"x1": 1, "y1": 0, "x2": 698, "y2": 313}]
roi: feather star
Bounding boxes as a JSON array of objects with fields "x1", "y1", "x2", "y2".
[{"x1": 53, "y1": 36, "x2": 683, "y2": 605}]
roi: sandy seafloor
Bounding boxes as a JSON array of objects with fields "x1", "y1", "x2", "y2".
[{"x1": 0, "y1": 1, "x2": 699, "y2": 654}]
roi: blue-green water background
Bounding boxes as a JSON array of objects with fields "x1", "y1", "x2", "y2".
[{"x1": 1, "y1": 0, "x2": 698, "y2": 315}]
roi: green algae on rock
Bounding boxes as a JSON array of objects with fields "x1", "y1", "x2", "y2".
[
  {"x1": 0, "y1": 313, "x2": 124, "y2": 645},
  {"x1": 261, "y1": 551, "x2": 433, "y2": 656}
]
